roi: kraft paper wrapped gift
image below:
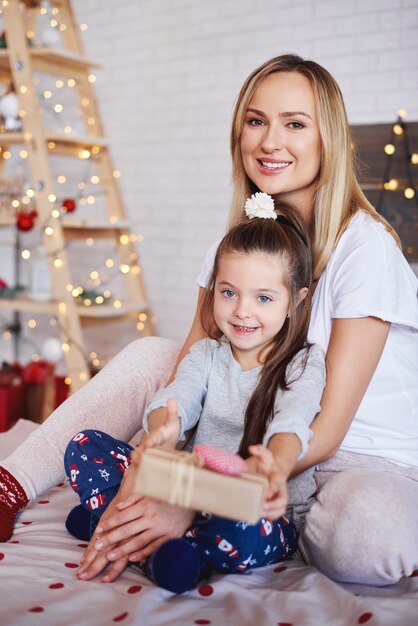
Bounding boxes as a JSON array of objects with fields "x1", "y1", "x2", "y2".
[{"x1": 133, "y1": 448, "x2": 268, "y2": 524}]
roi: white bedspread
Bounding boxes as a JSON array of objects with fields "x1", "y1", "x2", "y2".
[{"x1": 0, "y1": 420, "x2": 417, "y2": 626}]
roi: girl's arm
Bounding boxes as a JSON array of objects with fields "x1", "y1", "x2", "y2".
[
  {"x1": 77, "y1": 290, "x2": 207, "y2": 582},
  {"x1": 290, "y1": 316, "x2": 390, "y2": 477}
]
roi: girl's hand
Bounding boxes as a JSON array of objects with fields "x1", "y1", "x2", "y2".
[
  {"x1": 131, "y1": 398, "x2": 180, "y2": 465},
  {"x1": 247, "y1": 444, "x2": 289, "y2": 520}
]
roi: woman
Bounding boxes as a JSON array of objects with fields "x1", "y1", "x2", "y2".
[{"x1": 1, "y1": 54, "x2": 417, "y2": 586}]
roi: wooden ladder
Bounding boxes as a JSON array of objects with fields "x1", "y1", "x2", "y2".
[{"x1": 0, "y1": 0, "x2": 154, "y2": 392}]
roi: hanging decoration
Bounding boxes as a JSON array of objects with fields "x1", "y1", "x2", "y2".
[
  {"x1": 0, "y1": 85, "x2": 22, "y2": 132},
  {"x1": 61, "y1": 197, "x2": 77, "y2": 213},
  {"x1": 16, "y1": 209, "x2": 38, "y2": 232}
]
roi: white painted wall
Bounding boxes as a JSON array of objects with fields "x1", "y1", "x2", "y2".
[{"x1": 1, "y1": 0, "x2": 417, "y2": 365}]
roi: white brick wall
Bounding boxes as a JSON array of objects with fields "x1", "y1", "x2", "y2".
[{"x1": 1, "y1": 0, "x2": 417, "y2": 364}]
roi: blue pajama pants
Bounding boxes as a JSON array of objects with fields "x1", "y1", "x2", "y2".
[{"x1": 64, "y1": 430, "x2": 298, "y2": 573}]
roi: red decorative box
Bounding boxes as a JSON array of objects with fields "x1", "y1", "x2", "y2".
[{"x1": 0, "y1": 362, "x2": 24, "y2": 432}]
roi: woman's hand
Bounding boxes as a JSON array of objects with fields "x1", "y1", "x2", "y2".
[{"x1": 248, "y1": 444, "x2": 289, "y2": 520}]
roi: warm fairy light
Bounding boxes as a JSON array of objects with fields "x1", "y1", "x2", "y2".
[
  {"x1": 119, "y1": 234, "x2": 129, "y2": 245},
  {"x1": 113, "y1": 170, "x2": 121, "y2": 178},
  {"x1": 55, "y1": 79, "x2": 64, "y2": 89},
  {"x1": 58, "y1": 302, "x2": 66, "y2": 313},
  {"x1": 66, "y1": 284, "x2": 73, "y2": 292},
  {"x1": 21, "y1": 249, "x2": 30, "y2": 259},
  {"x1": 397, "y1": 108, "x2": 407, "y2": 118},
  {"x1": 90, "y1": 352, "x2": 97, "y2": 359},
  {"x1": 103, "y1": 290, "x2": 111, "y2": 298},
  {"x1": 131, "y1": 265, "x2": 141, "y2": 275},
  {"x1": 92, "y1": 358, "x2": 100, "y2": 367},
  {"x1": 139, "y1": 313, "x2": 147, "y2": 321},
  {"x1": 91, "y1": 175, "x2": 100, "y2": 184},
  {"x1": 54, "y1": 258, "x2": 63, "y2": 268},
  {"x1": 3, "y1": 331, "x2": 12, "y2": 340},
  {"x1": 79, "y1": 372, "x2": 88, "y2": 381},
  {"x1": 3, "y1": 151, "x2": 11, "y2": 159},
  {"x1": 28, "y1": 319, "x2": 37, "y2": 329},
  {"x1": 64, "y1": 125, "x2": 72, "y2": 134},
  {"x1": 12, "y1": 200, "x2": 20, "y2": 208},
  {"x1": 87, "y1": 195, "x2": 95, "y2": 204},
  {"x1": 2, "y1": 1, "x2": 8, "y2": 6},
  {"x1": 78, "y1": 182, "x2": 86, "y2": 190},
  {"x1": 45, "y1": 226, "x2": 54, "y2": 236},
  {"x1": 62, "y1": 342, "x2": 70, "y2": 352},
  {"x1": 22, "y1": 196, "x2": 30, "y2": 205},
  {"x1": 113, "y1": 299, "x2": 122, "y2": 309},
  {"x1": 57, "y1": 175, "x2": 66, "y2": 183},
  {"x1": 383, "y1": 179, "x2": 398, "y2": 191},
  {"x1": 50, "y1": 19, "x2": 58, "y2": 28},
  {"x1": 52, "y1": 7, "x2": 59, "y2": 14},
  {"x1": 80, "y1": 23, "x2": 88, "y2": 31},
  {"x1": 19, "y1": 150, "x2": 28, "y2": 158},
  {"x1": 79, "y1": 149, "x2": 91, "y2": 159},
  {"x1": 83, "y1": 299, "x2": 92, "y2": 306},
  {"x1": 130, "y1": 252, "x2": 138, "y2": 261},
  {"x1": 26, "y1": 188, "x2": 34, "y2": 198},
  {"x1": 393, "y1": 123, "x2": 403, "y2": 136},
  {"x1": 87, "y1": 117, "x2": 96, "y2": 126},
  {"x1": 137, "y1": 322, "x2": 145, "y2": 331},
  {"x1": 411, "y1": 153, "x2": 418, "y2": 165},
  {"x1": 404, "y1": 187, "x2": 415, "y2": 199},
  {"x1": 105, "y1": 258, "x2": 114, "y2": 268},
  {"x1": 95, "y1": 296, "x2": 104, "y2": 304},
  {"x1": 48, "y1": 193, "x2": 57, "y2": 202},
  {"x1": 88, "y1": 74, "x2": 96, "y2": 83},
  {"x1": 86, "y1": 238, "x2": 94, "y2": 246},
  {"x1": 19, "y1": 85, "x2": 28, "y2": 94},
  {"x1": 50, "y1": 318, "x2": 57, "y2": 326},
  {"x1": 119, "y1": 264, "x2": 130, "y2": 274},
  {"x1": 19, "y1": 109, "x2": 26, "y2": 118},
  {"x1": 51, "y1": 209, "x2": 60, "y2": 218},
  {"x1": 110, "y1": 216, "x2": 118, "y2": 223},
  {"x1": 32, "y1": 354, "x2": 40, "y2": 362},
  {"x1": 48, "y1": 141, "x2": 56, "y2": 149},
  {"x1": 91, "y1": 146, "x2": 100, "y2": 155},
  {"x1": 59, "y1": 24, "x2": 67, "y2": 32},
  {"x1": 79, "y1": 197, "x2": 87, "y2": 206},
  {"x1": 384, "y1": 144, "x2": 395, "y2": 155},
  {"x1": 64, "y1": 377, "x2": 71, "y2": 386},
  {"x1": 81, "y1": 98, "x2": 90, "y2": 107},
  {"x1": 90, "y1": 270, "x2": 99, "y2": 280},
  {"x1": 71, "y1": 288, "x2": 80, "y2": 297},
  {"x1": 26, "y1": 30, "x2": 34, "y2": 39},
  {"x1": 40, "y1": 6, "x2": 47, "y2": 14},
  {"x1": 54, "y1": 104, "x2": 63, "y2": 113},
  {"x1": 67, "y1": 79, "x2": 75, "y2": 87}
]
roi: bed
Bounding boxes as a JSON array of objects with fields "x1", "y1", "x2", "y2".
[{"x1": 1, "y1": 419, "x2": 417, "y2": 626}]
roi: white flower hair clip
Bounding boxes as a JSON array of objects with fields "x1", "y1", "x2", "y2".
[{"x1": 244, "y1": 192, "x2": 276, "y2": 220}]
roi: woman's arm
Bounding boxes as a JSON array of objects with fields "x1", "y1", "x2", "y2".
[{"x1": 290, "y1": 316, "x2": 390, "y2": 477}]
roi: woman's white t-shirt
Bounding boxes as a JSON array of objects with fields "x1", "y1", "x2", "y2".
[{"x1": 196, "y1": 211, "x2": 418, "y2": 468}]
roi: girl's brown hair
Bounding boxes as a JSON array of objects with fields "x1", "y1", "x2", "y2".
[
  {"x1": 200, "y1": 205, "x2": 312, "y2": 457},
  {"x1": 229, "y1": 54, "x2": 400, "y2": 281}
]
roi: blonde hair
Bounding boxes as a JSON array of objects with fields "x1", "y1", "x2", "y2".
[{"x1": 229, "y1": 54, "x2": 400, "y2": 280}]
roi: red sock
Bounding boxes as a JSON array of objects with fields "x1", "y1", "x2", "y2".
[{"x1": 0, "y1": 466, "x2": 28, "y2": 541}]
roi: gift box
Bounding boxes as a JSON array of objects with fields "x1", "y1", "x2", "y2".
[
  {"x1": 22, "y1": 360, "x2": 55, "y2": 423},
  {"x1": 0, "y1": 362, "x2": 24, "y2": 432},
  {"x1": 133, "y1": 448, "x2": 268, "y2": 524}
]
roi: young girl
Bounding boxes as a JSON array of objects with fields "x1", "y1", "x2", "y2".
[{"x1": 64, "y1": 197, "x2": 325, "y2": 593}]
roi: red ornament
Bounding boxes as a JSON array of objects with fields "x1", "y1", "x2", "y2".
[
  {"x1": 16, "y1": 210, "x2": 37, "y2": 232},
  {"x1": 61, "y1": 198, "x2": 76, "y2": 213}
]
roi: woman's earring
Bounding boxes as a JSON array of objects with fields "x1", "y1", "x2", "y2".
[{"x1": 286, "y1": 313, "x2": 290, "y2": 319}]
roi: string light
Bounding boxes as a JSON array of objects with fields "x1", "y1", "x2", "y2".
[{"x1": 384, "y1": 143, "x2": 395, "y2": 155}]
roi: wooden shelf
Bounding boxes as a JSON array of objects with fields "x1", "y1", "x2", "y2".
[
  {"x1": 0, "y1": 47, "x2": 100, "y2": 78},
  {"x1": 0, "y1": 294, "x2": 57, "y2": 314},
  {"x1": 0, "y1": 131, "x2": 107, "y2": 151},
  {"x1": 62, "y1": 220, "x2": 130, "y2": 239},
  {"x1": 78, "y1": 301, "x2": 148, "y2": 319}
]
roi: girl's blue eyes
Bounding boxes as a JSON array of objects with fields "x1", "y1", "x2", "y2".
[{"x1": 221, "y1": 290, "x2": 271, "y2": 303}]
